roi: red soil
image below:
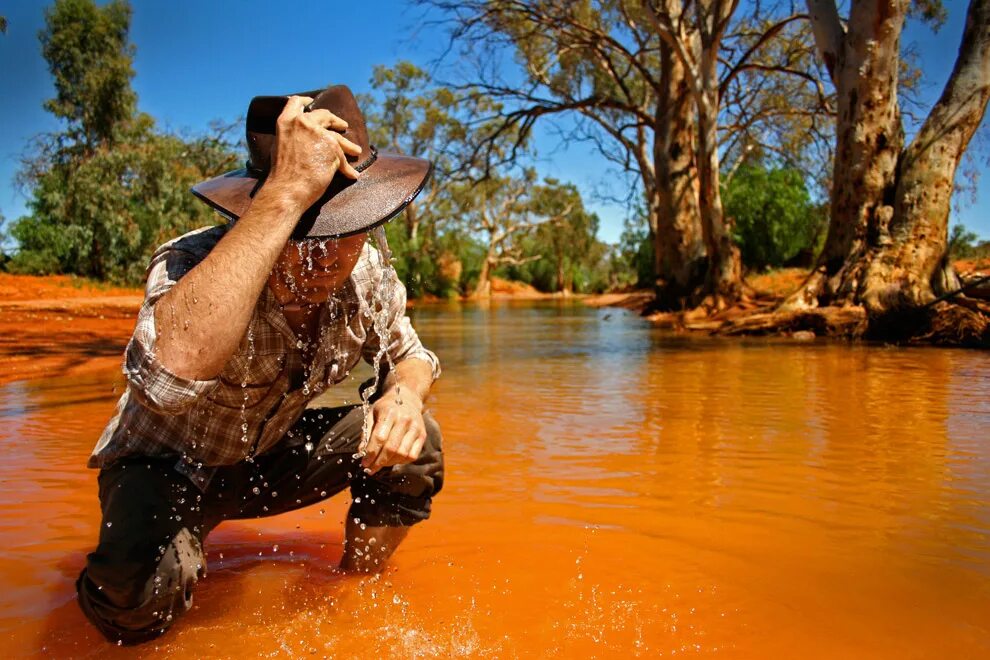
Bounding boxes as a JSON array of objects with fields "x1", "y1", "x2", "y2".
[{"x1": 0, "y1": 274, "x2": 142, "y2": 386}]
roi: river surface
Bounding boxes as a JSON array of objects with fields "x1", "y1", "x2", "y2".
[{"x1": 0, "y1": 301, "x2": 988, "y2": 658}]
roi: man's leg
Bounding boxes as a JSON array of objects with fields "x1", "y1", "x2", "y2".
[
  {"x1": 77, "y1": 458, "x2": 214, "y2": 645},
  {"x1": 339, "y1": 517, "x2": 409, "y2": 573},
  {"x1": 232, "y1": 405, "x2": 444, "y2": 573}
]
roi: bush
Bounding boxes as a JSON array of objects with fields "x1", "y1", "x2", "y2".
[{"x1": 724, "y1": 163, "x2": 824, "y2": 269}]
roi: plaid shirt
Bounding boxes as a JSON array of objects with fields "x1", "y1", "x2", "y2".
[{"x1": 89, "y1": 225, "x2": 440, "y2": 486}]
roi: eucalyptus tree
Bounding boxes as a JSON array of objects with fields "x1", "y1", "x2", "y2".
[
  {"x1": 786, "y1": 0, "x2": 990, "y2": 319},
  {"x1": 452, "y1": 170, "x2": 577, "y2": 297},
  {"x1": 526, "y1": 180, "x2": 600, "y2": 293},
  {"x1": 428, "y1": 0, "x2": 706, "y2": 306},
  {"x1": 365, "y1": 62, "x2": 480, "y2": 244},
  {"x1": 12, "y1": 0, "x2": 238, "y2": 282},
  {"x1": 426, "y1": 0, "x2": 825, "y2": 309}
]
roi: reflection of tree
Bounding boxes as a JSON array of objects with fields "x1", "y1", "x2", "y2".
[{"x1": 627, "y1": 341, "x2": 971, "y2": 569}]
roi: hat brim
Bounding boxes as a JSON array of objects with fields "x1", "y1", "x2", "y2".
[{"x1": 190, "y1": 151, "x2": 432, "y2": 239}]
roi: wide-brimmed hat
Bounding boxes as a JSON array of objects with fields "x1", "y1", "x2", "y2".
[{"x1": 191, "y1": 85, "x2": 432, "y2": 239}]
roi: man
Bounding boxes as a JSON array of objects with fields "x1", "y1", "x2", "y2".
[{"x1": 76, "y1": 86, "x2": 443, "y2": 645}]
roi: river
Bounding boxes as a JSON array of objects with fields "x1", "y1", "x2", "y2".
[{"x1": 0, "y1": 300, "x2": 988, "y2": 657}]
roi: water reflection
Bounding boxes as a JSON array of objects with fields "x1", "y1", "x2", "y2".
[{"x1": 1, "y1": 300, "x2": 988, "y2": 657}]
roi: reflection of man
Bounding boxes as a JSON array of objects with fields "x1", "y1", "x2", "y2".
[{"x1": 76, "y1": 87, "x2": 443, "y2": 645}]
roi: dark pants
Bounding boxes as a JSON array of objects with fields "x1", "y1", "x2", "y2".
[{"x1": 76, "y1": 405, "x2": 443, "y2": 645}]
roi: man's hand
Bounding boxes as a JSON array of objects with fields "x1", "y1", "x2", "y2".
[
  {"x1": 267, "y1": 95, "x2": 363, "y2": 209},
  {"x1": 360, "y1": 390, "x2": 428, "y2": 475}
]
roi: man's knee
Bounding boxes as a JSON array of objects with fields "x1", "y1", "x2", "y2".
[{"x1": 77, "y1": 527, "x2": 204, "y2": 645}]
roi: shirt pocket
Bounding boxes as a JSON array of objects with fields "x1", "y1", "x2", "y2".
[{"x1": 210, "y1": 353, "x2": 284, "y2": 409}]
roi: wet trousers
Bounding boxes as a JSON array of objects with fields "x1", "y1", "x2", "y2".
[{"x1": 76, "y1": 404, "x2": 444, "y2": 645}]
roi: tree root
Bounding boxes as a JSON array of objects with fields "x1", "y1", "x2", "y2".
[{"x1": 906, "y1": 301, "x2": 990, "y2": 348}]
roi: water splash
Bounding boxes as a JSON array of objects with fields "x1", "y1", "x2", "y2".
[{"x1": 359, "y1": 226, "x2": 400, "y2": 453}]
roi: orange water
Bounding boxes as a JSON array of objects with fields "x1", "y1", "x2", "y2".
[{"x1": 1, "y1": 301, "x2": 988, "y2": 658}]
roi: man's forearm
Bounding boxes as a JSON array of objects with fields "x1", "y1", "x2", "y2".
[
  {"x1": 381, "y1": 357, "x2": 435, "y2": 407},
  {"x1": 153, "y1": 183, "x2": 305, "y2": 380}
]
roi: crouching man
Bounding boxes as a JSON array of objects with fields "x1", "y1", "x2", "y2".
[{"x1": 77, "y1": 86, "x2": 443, "y2": 645}]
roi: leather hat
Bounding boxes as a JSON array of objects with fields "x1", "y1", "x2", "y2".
[{"x1": 191, "y1": 85, "x2": 432, "y2": 239}]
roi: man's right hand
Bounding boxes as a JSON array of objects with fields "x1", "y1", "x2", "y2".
[{"x1": 266, "y1": 95, "x2": 363, "y2": 210}]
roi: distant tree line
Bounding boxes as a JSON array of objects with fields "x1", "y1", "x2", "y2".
[{"x1": 4, "y1": 0, "x2": 988, "y2": 323}]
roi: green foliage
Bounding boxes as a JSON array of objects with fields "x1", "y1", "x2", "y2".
[
  {"x1": 40, "y1": 0, "x2": 136, "y2": 152},
  {"x1": 949, "y1": 224, "x2": 990, "y2": 260},
  {"x1": 615, "y1": 217, "x2": 654, "y2": 289},
  {"x1": 12, "y1": 126, "x2": 238, "y2": 282},
  {"x1": 502, "y1": 179, "x2": 613, "y2": 294},
  {"x1": 723, "y1": 162, "x2": 824, "y2": 269},
  {"x1": 10, "y1": 0, "x2": 238, "y2": 283}
]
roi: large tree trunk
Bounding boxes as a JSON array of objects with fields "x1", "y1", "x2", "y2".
[
  {"x1": 695, "y1": 88, "x2": 742, "y2": 306},
  {"x1": 787, "y1": 0, "x2": 906, "y2": 310},
  {"x1": 653, "y1": 40, "x2": 707, "y2": 309},
  {"x1": 791, "y1": 0, "x2": 990, "y2": 321},
  {"x1": 693, "y1": 0, "x2": 743, "y2": 307},
  {"x1": 861, "y1": 0, "x2": 990, "y2": 312}
]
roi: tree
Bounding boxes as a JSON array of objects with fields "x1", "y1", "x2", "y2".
[
  {"x1": 452, "y1": 170, "x2": 575, "y2": 297},
  {"x1": 786, "y1": 0, "x2": 990, "y2": 320},
  {"x1": 364, "y1": 61, "x2": 512, "y2": 297},
  {"x1": 948, "y1": 224, "x2": 990, "y2": 260},
  {"x1": 10, "y1": 0, "x2": 238, "y2": 282},
  {"x1": 40, "y1": 0, "x2": 136, "y2": 154},
  {"x1": 426, "y1": 0, "x2": 827, "y2": 309},
  {"x1": 508, "y1": 179, "x2": 604, "y2": 293},
  {"x1": 646, "y1": 0, "x2": 745, "y2": 306},
  {"x1": 723, "y1": 161, "x2": 824, "y2": 269}
]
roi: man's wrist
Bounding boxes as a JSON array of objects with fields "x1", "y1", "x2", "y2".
[
  {"x1": 381, "y1": 384, "x2": 425, "y2": 410},
  {"x1": 254, "y1": 178, "x2": 312, "y2": 217}
]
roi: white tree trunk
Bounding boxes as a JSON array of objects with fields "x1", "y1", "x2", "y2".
[
  {"x1": 862, "y1": 0, "x2": 990, "y2": 312},
  {"x1": 786, "y1": 0, "x2": 907, "y2": 309},
  {"x1": 791, "y1": 0, "x2": 990, "y2": 319}
]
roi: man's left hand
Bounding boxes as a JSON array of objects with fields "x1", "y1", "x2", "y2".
[{"x1": 360, "y1": 390, "x2": 427, "y2": 474}]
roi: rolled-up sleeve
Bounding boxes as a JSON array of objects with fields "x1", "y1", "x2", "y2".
[
  {"x1": 360, "y1": 268, "x2": 441, "y2": 382},
  {"x1": 124, "y1": 248, "x2": 219, "y2": 415}
]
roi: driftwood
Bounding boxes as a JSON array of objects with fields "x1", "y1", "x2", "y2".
[{"x1": 716, "y1": 306, "x2": 867, "y2": 338}]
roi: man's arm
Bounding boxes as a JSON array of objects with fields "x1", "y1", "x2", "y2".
[
  {"x1": 361, "y1": 356, "x2": 436, "y2": 474},
  {"x1": 154, "y1": 96, "x2": 362, "y2": 380}
]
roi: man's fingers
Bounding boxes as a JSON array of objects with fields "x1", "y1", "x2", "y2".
[
  {"x1": 337, "y1": 159, "x2": 361, "y2": 180},
  {"x1": 334, "y1": 134, "x2": 362, "y2": 156},
  {"x1": 305, "y1": 108, "x2": 349, "y2": 131},
  {"x1": 371, "y1": 417, "x2": 410, "y2": 471},
  {"x1": 362, "y1": 411, "x2": 395, "y2": 469},
  {"x1": 280, "y1": 95, "x2": 313, "y2": 121},
  {"x1": 395, "y1": 427, "x2": 425, "y2": 464}
]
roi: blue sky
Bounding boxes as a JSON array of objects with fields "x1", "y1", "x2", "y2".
[{"x1": 1, "y1": 0, "x2": 987, "y2": 245}]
